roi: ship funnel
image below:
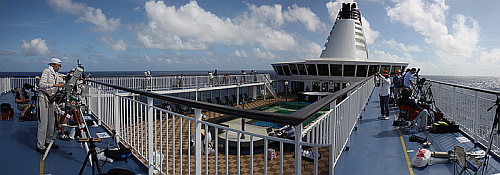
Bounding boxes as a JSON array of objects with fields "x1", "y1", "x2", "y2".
[{"x1": 320, "y1": 2, "x2": 368, "y2": 60}]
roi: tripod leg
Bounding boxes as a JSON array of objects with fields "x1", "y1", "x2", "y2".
[
  {"x1": 79, "y1": 151, "x2": 92, "y2": 175},
  {"x1": 92, "y1": 152, "x2": 103, "y2": 175}
]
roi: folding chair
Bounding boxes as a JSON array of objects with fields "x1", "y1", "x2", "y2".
[
  {"x1": 206, "y1": 98, "x2": 213, "y2": 103},
  {"x1": 454, "y1": 145, "x2": 482, "y2": 175},
  {"x1": 224, "y1": 96, "x2": 234, "y2": 106}
]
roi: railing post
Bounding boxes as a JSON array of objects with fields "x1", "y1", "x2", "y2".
[
  {"x1": 194, "y1": 108, "x2": 202, "y2": 174},
  {"x1": 113, "y1": 89, "x2": 120, "y2": 145},
  {"x1": 452, "y1": 87, "x2": 456, "y2": 120},
  {"x1": 294, "y1": 123, "x2": 303, "y2": 175},
  {"x1": 97, "y1": 90, "x2": 102, "y2": 126},
  {"x1": 329, "y1": 100, "x2": 336, "y2": 175},
  {"x1": 147, "y1": 97, "x2": 154, "y2": 175},
  {"x1": 473, "y1": 91, "x2": 479, "y2": 144}
]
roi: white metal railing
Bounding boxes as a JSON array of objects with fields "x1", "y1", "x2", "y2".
[
  {"x1": 85, "y1": 76, "x2": 376, "y2": 175},
  {"x1": 0, "y1": 77, "x2": 38, "y2": 94},
  {"x1": 425, "y1": 80, "x2": 499, "y2": 156},
  {"x1": 88, "y1": 74, "x2": 270, "y2": 92}
]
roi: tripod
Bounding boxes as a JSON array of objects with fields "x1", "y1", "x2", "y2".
[
  {"x1": 480, "y1": 95, "x2": 500, "y2": 174},
  {"x1": 78, "y1": 138, "x2": 103, "y2": 175}
]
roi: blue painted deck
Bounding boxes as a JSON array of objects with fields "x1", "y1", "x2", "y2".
[
  {"x1": 334, "y1": 87, "x2": 500, "y2": 175},
  {"x1": 0, "y1": 92, "x2": 147, "y2": 175}
]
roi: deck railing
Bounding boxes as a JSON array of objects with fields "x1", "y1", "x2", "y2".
[
  {"x1": 424, "y1": 80, "x2": 500, "y2": 156},
  {"x1": 85, "y1": 75, "x2": 375, "y2": 175},
  {"x1": 88, "y1": 74, "x2": 270, "y2": 91},
  {"x1": 0, "y1": 77, "x2": 38, "y2": 94}
]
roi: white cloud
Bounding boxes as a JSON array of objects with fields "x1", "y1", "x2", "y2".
[
  {"x1": 326, "y1": 1, "x2": 379, "y2": 45},
  {"x1": 252, "y1": 48, "x2": 280, "y2": 60},
  {"x1": 386, "y1": 0, "x2": 479, "y2": 58},
  {"x1": 477, "y1": 48, "x2": 500, "y2": 68},
  {"x1": 99, "y1": 36, "x2": 130, "y2": 52},
  {"x1": 381, "y1": 39, "x2": 422, "y2": 52},
  {"x1": 283, "y1": 4, "x2": 327, "y2": 33},
  {"x1": 137, "y1": 1, "x2": 320, "y2": 54},
  {"x1": 48, "y1": 0, "x2": 121, "y2": 32},
  {"x1": 0, "y1": 49, "x2": 16, "y2": 56},
  {"x1": 20, "y1": 38, "x2": 57, "y2": 56},
  {"x1": 233, "y1": 50, "x2": 249, "y2": 58}
]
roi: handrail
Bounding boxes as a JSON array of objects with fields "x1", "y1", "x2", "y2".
[
  {"x1": 428, "y1": 79, "x2": 500, "y2": 95},
  {"x1": 86, "y1": 75, "x2": 375, "y2": 126}
]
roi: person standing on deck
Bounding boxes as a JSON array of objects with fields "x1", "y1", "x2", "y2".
[
  {"x1": 36, "y1": 58, "x2": 64, "y2": 154},
  {"x1": 378, "y1": 70, "x2": 391, "y2": 120},
  {"x1": 403, "y1": 68, "x2": 417, "y2": 94},
  {"x1": 214, "y1": 69, "x2": 218, "y2": 85},
  {"x1": 208, "y1": 71, "x2": 213, "y2": 87},
  {"x1": 393, "y1": 69, "x2": 403, "y2": 99}
]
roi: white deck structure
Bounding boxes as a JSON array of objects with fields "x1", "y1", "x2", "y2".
[{"x1": 272, "y1": 2, "x2": 408, "y2": 93}]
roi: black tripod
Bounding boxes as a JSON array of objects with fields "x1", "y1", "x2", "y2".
[
  {"x1": 480, "y1": 95, "x2": 500, "y2": 174},
  {"x1": 77, "y1": 138, "x2": 103, "y2": 175}
]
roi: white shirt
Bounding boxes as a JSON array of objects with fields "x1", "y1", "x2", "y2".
[{"x1": 379, "y1": 76, "x2": 391, "y2": 96}]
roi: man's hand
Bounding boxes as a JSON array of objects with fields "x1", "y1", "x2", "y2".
[{"x1": 53, "y1": 84, "x2": 64, "y2": 88}]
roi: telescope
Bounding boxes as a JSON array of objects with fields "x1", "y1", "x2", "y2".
[{"x1": 64, "y1": 67, "x2": 84, "y2": 111}]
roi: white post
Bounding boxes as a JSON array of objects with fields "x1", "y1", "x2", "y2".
[
  {"x1": 236, "y1": 85, "x2": 240, "y2": 107},
  {"x1": 294, "y1": 123, "x2": 303, "y2": 175},
  {"x1": 97, "y1": 90, "x2": 102, "y2": 126},
  {"x1": 329, "y1": 101, "x2": 336, "y2": 175},
  {"x1": 252, "y1": 85, "x2": 257, "y2": 101},
  {"x1": 473, "y1": 91, "x2": 479, "y2": 144},
  {"x1": 113, "y1": 89, "x2": 120, "y2": 145},
  {"x1": 147, "y1": 97, "x2": 154, "y2": 175},
  {"x1": 194, "y1": 108, "x2": 202, "y2": 174}
]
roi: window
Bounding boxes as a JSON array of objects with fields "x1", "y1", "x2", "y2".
[
  {"x1": 312, "y1": 82, "x2": 321, "y2": 91},
  {"x1": 317, "y1": 64, "x2": 329, "y2": 76},
  {"x1": 381, "y1": 65, "x2": 391, "y2": 73},
  {"x1": 276, "y1": 65, "x2": 284, "y2": 75},
  {"x1": 356, "y1": 65, "x2": 368, "y2": 77},
  {"x1": 368, "y1": 65, "x2": 379, "y2": 76},
  {"x1": 297, "y1": 64, "x2": 307, "y2": 75},
  {"x1": 273, "y1": 66, "x2": 279, "y2": 75},
  {"x1": 289, "y1": 64, "x2": 298, "y2": 75},
  {"x1": 391, "y1": 66, "x2": 400, "y2": 76},
  {"x1": 330, "y1": 64, "x2": 342, "y2": 76},
  {"x1": 334, "y1": 82, "x2": 341, "y2": 92},
  {"x1": 282, "y1": 65, "x2": 291, "y2": 76},
  {"x1": 343, "y1": 65, "x2": 355, "y2": 77},
  {"x1": 306, "y1": 64, "x2": 318, "y2": 76}
]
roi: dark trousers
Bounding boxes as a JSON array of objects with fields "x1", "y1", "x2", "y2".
[{"x1": 379, "y1": 95, "x2": 390, "y2": 116}]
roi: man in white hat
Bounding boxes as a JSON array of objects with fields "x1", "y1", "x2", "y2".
[{"x1": 36, "y1": 58, "x2": 65, "y2": 154}]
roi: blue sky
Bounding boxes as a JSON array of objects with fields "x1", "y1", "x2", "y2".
[{"x1": 1, "y1": 0, "x2": 499, "y2": 76}]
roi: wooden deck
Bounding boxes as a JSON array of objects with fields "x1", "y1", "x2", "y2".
[{"x1": 123, "y1": 93, "x2": 332, "y2": 174}]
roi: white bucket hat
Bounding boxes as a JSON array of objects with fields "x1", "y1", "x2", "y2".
[{"x1": 49, "y1": 58, "x2": 61, "y2": 65}]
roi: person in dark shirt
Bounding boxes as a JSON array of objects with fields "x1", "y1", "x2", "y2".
[
  {"x1": 15, "y1": 83, "x2": 35, "y2": 122},
  {"x1": 397, "y1": 88, "x2": 429, "y2": 130}
]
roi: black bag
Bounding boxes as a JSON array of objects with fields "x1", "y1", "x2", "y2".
[
  {"x1": 104, "y1": 148, "x2": 132, "y2": 161},
  {"x1": 1, "y1": 103, "x2": 14, "y2": 118},
  {"x1": 1, "y1": 103, "x2": 11, "y2": 113},
  {"x1": 104, "y1": 168, "x2": 135, "y2": 175},
  {"x1": 392, "y1": 120, "x2": 407, "y2": 126},
  {"x1": 430, "y1": 121, "x2": 459, "y2": 133}
]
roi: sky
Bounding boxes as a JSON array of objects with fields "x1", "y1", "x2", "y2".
[{"x1": 1, "y1": 0, "x2": 499, "y2": 76}]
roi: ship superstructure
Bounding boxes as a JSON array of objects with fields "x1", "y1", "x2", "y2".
[{"x1": 271, "y1": 2, "x2": 408, "y2": 93}]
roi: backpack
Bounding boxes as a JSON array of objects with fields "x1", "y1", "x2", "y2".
[{"x1": 104, "y1": 148, "x2": 132, "y2": 161}]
